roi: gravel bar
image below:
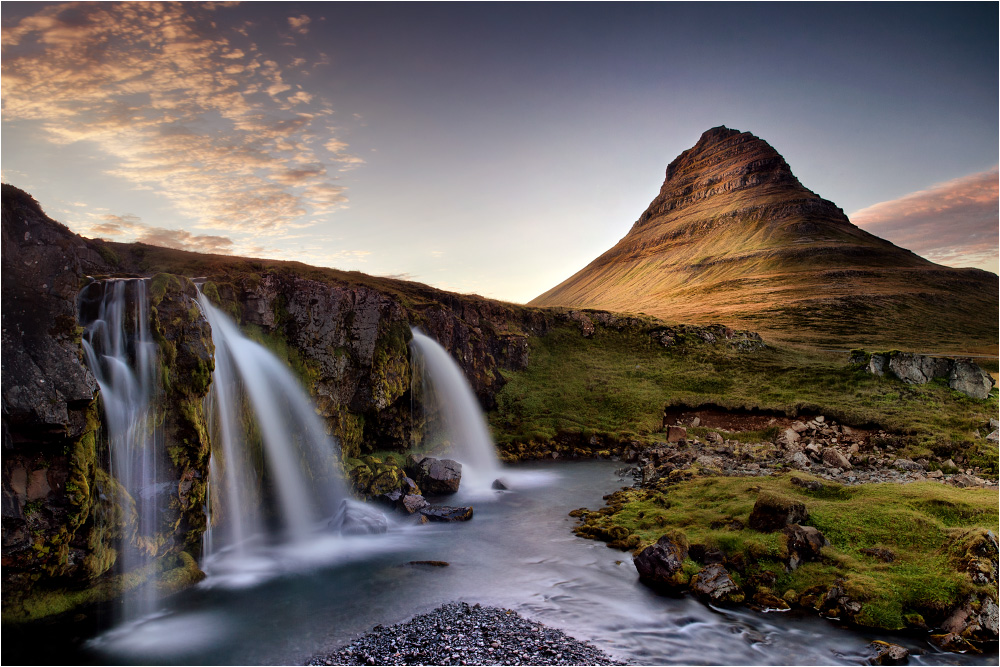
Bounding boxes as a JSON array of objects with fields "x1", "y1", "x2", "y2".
[{"x1": 306, "y1": 601, "x2": 625, "y2": 666}]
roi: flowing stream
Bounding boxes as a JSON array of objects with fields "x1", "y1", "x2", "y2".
[{"x1": 79, "y1": 460, "x2": 992, "y2": 666}]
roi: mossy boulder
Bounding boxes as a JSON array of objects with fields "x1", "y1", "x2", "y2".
[
  {"x1": 748, "y1": 492, "x2": 808, "y2": 532},
  {"x1": 633, "y1": 532, "x2": 690, "y2": 590}
]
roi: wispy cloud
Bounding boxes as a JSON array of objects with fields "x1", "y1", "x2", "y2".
[
  {"x1": 851, "y1": 168, "x2": 999, "y2": 274},
  {"x1": 81, "y1": 213, "x2": 235, "y2": 254},
  {"x1": 1, "y1": 2, "x2": 365, "y2": 237}
]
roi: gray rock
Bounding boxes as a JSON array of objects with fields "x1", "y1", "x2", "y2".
[
  {"x1": 888, "y1": 352, "x2": 950, "y2": 384},
  {"x1": 949, "y1": 360, "x2": 995, "y2": 400},
  {"x1": 987, "y1": 430, "x2": 999, "y2": 444},
  {"x1": 401, "y1": 494, "x2": 429, "y2": 514},
  {"x1": 822, "y1": 448, "x2": 852, "y2": 470},
  {"x1": 893, "y1": 459, "x2": 923, "y2": 472},
  {"x1": 866, "y1": 640, "x2": 909, "y2": 665},
  {"x1": 868, "y1": 353, "x2": 888, "y2": 376},
  {"x1": 333, "y1": 500, "x2": 389, "y2": 535},
  {"x1": 787, "y1": 452, "x2": 811, "y2": 470},
  {"x1": 784, "y1": 524, "x2": 828, "y2": 570}
]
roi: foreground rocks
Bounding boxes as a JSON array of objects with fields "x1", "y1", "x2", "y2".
[{"x1": 306, "y1": 602, "x2": 623, "y2": 666}]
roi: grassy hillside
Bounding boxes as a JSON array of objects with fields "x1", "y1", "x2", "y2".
[{"x1": 489, "y1": 321, "x2": 998, "y2": 472}]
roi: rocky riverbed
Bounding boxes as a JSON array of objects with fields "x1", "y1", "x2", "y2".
[{"x1": 305, "y1": 602, "x2": 623, "y2": 666}]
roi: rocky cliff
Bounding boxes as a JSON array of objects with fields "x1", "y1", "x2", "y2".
[{"x1": 531, "y1": 126, "x2": 999, "y2": 352}]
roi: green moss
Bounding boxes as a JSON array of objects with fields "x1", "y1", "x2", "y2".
[{"x1": 572, "y1": 473, "x2": 998, "y2": 631}]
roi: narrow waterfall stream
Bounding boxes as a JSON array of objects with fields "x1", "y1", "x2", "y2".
[{"x1": 78, "y1": 278, "x2": 165, "y2": 623}]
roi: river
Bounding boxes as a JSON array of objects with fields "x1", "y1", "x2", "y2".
[{"x1": 65, "y1": 460, "x2": 996, "y2": 665}]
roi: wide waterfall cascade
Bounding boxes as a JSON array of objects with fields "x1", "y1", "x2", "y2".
[
  {"x1": 79, "y1": 278, "x2": 164, "y2": 621},
  {"x1": 409, "y1": 330, "x2": 506, "y2": 497},
  {"x1": 197, "y1": 294, "x2": 352, "y2": 569}
]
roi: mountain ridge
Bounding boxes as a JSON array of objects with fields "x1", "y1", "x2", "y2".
[{"x1": 531, "y1": 126, "x2": 997, "y2": 353}]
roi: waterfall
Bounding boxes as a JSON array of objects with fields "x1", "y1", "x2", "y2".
[
  {"x1": 409, "y1": 329, "x2": 503, "y2": 497},
  {"x1": 197, "y1": 293, "x2": 348, "y2": 565},
  {"x1": 79, "y1": 278, "x2": 164, "y2": 621}
]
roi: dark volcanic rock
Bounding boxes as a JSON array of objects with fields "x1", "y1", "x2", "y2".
[
  {"x1": 413, "y1": 457, "x2": 462, "y2": 496},
  {"x1": 633, "y1": 533, "x2": 689, "y2": 589},
  {"x1": 784, "y1": 524, "x2": 828, "y2": 569},
  {"x1": 690, "y1": 563, "x2": 744, "y2": 604},
  {"x1": 419, "y1": 505, "x2": 473, "y2": 522},
  {"x1": 748, "y1": 492, "x2": 808, "y2": 532},
  {"x1": 306, "y1": 602, "x2": 623, "y2": 666},
  {"x1": 866, "y1": 640, "x2": 909, "y2": 665}
]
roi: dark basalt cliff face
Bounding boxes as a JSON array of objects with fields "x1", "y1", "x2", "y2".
[{"x1": 531, "y1": 127, "x2": 998, "y2": 352}]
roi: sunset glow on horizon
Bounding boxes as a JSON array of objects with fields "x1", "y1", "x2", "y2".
[{"x1": 3, "y1": 2, "x2": 997, "y2": 302}]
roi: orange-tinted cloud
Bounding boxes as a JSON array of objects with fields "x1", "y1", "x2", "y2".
[
  {"x1": 1, "y1": 3, "x2": 364, "y2": 236},
  {"x1": 81, "y1": 213, "x2": 235, "y2": 254},
  {"x1": 850, "y1": 168, "x2": 999, "y2": 274}
]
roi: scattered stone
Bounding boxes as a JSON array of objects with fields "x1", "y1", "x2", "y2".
[
  {"x1": 689, "y1": 563, "x2": 744, "y2": 604},
  {"x1": 419, "y1": 505, "x2": 473, "y2": 522},
  {"x1": 789, "y1": 476, "x2": 824, "y2": 492},
  {"x1": 306, "y1": 602, "x2": 623, "y2": 666},
  {"x1": 691, "y1": 417, "x2": 701, "y2": 427},
  {"x1": 948, "y1": 474, "x2": 983, "y2": 488},
  {"x1": 866, "y1": 640, "x2": 909, "y2": 665},
  {"x1": 892, "y1": 459, "x2": 922, "y2": 473},
  {"x1": 748, "y1": 492, "x2": 808, "y2": 532},
  {"x1": 787, "y1": 452, "x2": 811, "y2": 470},
  {"x1": 751, "y1": 590, "x2": 790, "y2": 611},
  {"x1": 949, "y1": 360, "x2": 995, "y2": 400},
  {"x1": 413, "y1": 457, "x2": 463, "y2": 496},
  {"x1": 633, "y1": 533, "x2": 688, "y2": 589},
  {"x1": 666, "y1": 426, "x2": 687, "y2": 443},
  {"x1": 790, "y1": 420, "x2": 808, "y2": 433},
  {"x1": 821, "y1": 448, "x2": 852, "y2": 470}
]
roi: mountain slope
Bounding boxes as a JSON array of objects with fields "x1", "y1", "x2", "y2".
[{"x1": 531, "y1": 127, "x2": 998, "y2": 353}]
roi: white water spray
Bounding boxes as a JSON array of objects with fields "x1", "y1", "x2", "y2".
[
  {"x1": 197, "y1": 294, "x2": 348, "y2": 564},
  {"x1": 79, "y1": 278, "x2": 164, "y2": 621}
]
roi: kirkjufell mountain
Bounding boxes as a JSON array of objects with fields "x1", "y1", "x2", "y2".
[{"x1": 531, "y1": 126, "x2": 998, "y2": 352}]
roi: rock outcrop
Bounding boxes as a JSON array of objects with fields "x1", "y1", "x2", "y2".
[
  {"x1": 531, "y1": 126, "x2": 999, "y2": 351},
  {"x1": 851, "y1": 350, "x2": 995, "y2": 399}
]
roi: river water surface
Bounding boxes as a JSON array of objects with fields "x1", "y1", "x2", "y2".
[{"x1": 85, "y1": 460, "x2": 993, "y2": 666}]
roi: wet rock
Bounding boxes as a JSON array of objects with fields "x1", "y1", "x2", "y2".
[
  {"x1": 751, "y1": 590, "x2": 790, "y2": 611},
  {"x1": 404, "y1": 560, "x2": 450, "y2": 567},
  {"x1": 784, "y1": 524, "x2": 828, "y2": 569},
  {"x1": 419, "y1": 505, "x2": 473, "y2": 522},
  {"x1": 748, "y1": 492, "x2": 808, "y2": 532},
  {"x1": 333, "y1": 500, "x2": 389, "y2": 535},
  {"x1": 491, "y1": 479, "x2": 508, "y2": 490},
  {"x1": 865, "y1": 640, "x2": 909, "y2": 665},
  {"x1": 633, "y1": 533, "x2": 689, "y2": 589},
  {"x1": 690, "y1": 563, "x2": 744, "y2": 604},
  {"x1": 401, "y1": 494, "x2": 430, "y2": 514},
  {"x1": 940, "y1": 594, "x2": 999, "y2": 642},
  {"x1": 413, "y1": 457, "x2": 462, "y2": 496}
]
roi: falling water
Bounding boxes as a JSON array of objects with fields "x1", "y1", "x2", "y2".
[
  {"x1": 197, "y1": 293, "x2": 348, "y2": 565},
  {"x1": 409, "y1": 329, "x2": 503, "y2": 496},
  {"x1": 79, "y1": 278, "x2": 164, "y2": 621}
]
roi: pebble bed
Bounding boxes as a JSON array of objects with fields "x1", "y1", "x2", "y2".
[{"x1": 306, "y1": 602, "x2": 624, "y2": 666}]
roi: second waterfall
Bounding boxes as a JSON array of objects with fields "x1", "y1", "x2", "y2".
[{"x1": 197, "y1": 294, "x2": 348, "y2": 564}]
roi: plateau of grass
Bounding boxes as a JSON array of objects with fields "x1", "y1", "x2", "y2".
[
  {"x1": 579, "y1": 473, "x2": 998, "y2": 630},
  {"x1": 490, "y1": 322, "x2": 998, "y2": 473}
]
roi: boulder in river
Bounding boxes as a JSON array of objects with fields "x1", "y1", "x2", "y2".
[
  {"x1": 865, "y1": 640, "x2": 909, "y2": 665},
  {"x1": 413, "y1": 457, "x2": 463, "y2": 495},
  {"x1": 633, "y1": 533, "x2": 689, "y2": 589},
  {"x1": 419, "y1": 505, "x2": 473, "y2": 522},
  {"x1": 690, "y1": 563, "x2": 744, "y2": 604},
  {"x1": 332, "y1": 499, "x2": 389, "y2": 536}
]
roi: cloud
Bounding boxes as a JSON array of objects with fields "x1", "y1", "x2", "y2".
[
  {"x1": 80, "y1": 213, "x2": 235, "y2": 254},
  {"x1": 287, "y1": 15, "x2": 311, "y2": 35},
  {"x1": 1, "y1": 3, "x2": 360, "y2": 235},
  {"x1": 850, "y1": 168, "x2": 999, "y2": 274}
]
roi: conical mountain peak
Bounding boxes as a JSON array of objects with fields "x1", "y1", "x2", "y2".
[{"x1": 530, "y1": 127, "x2": 996, "y2": 348}]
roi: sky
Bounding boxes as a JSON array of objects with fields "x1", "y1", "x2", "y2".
[{"x1": 2, "y1": 2, "x2": 997, "y2": 303}]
